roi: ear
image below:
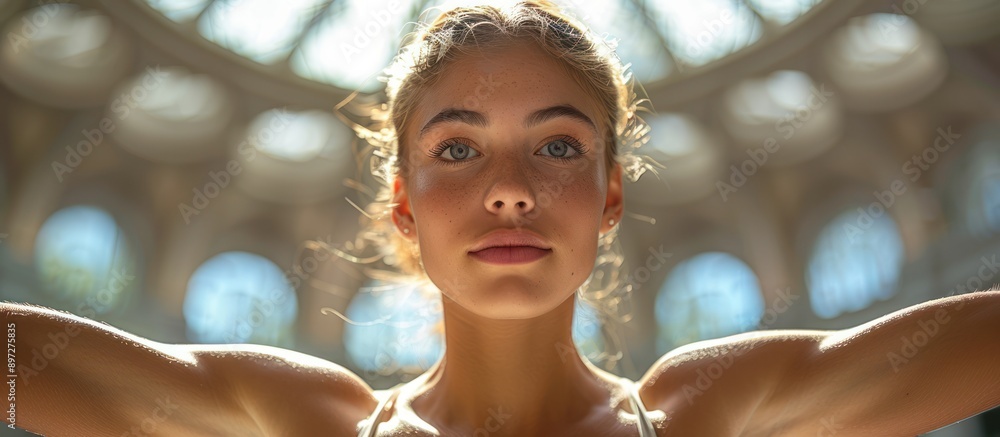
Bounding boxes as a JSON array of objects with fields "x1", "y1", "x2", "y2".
[
  {"x1": 600, "y1": 162, "x2": 625, "y2": 234},
  {"x1": 391, "y1": 177, "x2": 417, "y2": 241}
]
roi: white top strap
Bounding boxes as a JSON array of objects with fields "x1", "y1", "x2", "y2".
[
  {"x1": 356, "y1": 385, "x2": 403, "y2": 437},
  {"x1": 358, "y1": 378, "x2": 656, "y2": 437},
  {"x1": 621, "y1": 377, "x2": 657, "y2": 437}
]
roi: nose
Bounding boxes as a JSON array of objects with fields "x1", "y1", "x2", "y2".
[
  {"x1": 487, "y1": 196, "x2": 534, "y2": 215},
  {"x1": 484, "y1": 166, "x2": 536, "y2": 219}
]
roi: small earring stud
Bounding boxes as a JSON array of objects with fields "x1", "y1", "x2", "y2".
[
  {"x1": 608, "y1": 218, "x2": 615, "y2": 226},
  {"x1": 403, "y1": 228, "x2": 410, "y2": 234}
]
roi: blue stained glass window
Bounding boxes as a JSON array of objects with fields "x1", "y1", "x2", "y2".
[
  {"x1": 655, "y1": 252, "x2": 764, "y2": 354},
  {"x1": 806, "y1": 210, "x2": 904, "y2": 319},
  {"x1": 34, "y1": 205, "x2": 134, "y2": 314},
  {"x1": 343, "y1": 281, "x2": 444, "y2": 376},
  {"x1": 183, "y1": 251, "x2": 298, "y2": 346}
]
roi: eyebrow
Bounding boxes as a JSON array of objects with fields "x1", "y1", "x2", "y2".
[{"x1": 417, "y1": 104, "x2": 598, "y2": 139}]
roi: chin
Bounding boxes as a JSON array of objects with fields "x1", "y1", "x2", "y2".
[{"x1": 435, "y1": 274, "x2": 581, "y2": 320}]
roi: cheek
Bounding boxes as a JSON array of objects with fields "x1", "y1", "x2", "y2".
[
  {"x1": 410, "y1": 170, "x2": 478, "y2": 215},
  {"x1": 408, "y1": 171, "x2": 476, "y2": 254},
  {"x1": 554, "y1": 163, "x2": 606, "y2": 220}
]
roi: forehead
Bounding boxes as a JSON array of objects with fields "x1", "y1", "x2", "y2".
[{"x1": 410, "y1": 42, "x2": 605, "y2": 138}]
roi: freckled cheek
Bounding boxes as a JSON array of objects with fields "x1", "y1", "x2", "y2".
[
  {"x1": 409, "y1": 172, "x2": 481, "y2": 230},
  {"x1": 413, "y1": 170, "x2": 479, "y2": 197},
  {"x1": 559, "y1": 175, "x2": 605, "y2": 218}
]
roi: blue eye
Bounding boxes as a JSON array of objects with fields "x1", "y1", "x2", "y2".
[
  {"x1": 430, "y1": 140, "x2": 480, "y2": 162},
  {"x1": 429, "y1": 136, "x2": 587, "y2": 164},
  {"x1": 538, "y1": 137, "x2": 587, "y2": 159},
  {"x1": 542, "y1": 140, "x2": 579, "y2": 158}
]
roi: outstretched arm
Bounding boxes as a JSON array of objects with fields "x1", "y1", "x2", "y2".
[
  {"x1": 2, "y1": 302, "x2": 375, "y2": 436},
  {"x1": 743, "y1": 290, "x2": 1000, "y2": 436},
  {"x1": 638, "y1": 290, "x2": 1000, "y2": 436}
]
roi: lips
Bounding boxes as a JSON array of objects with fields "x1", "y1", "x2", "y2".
[
  {"x1": 469, "y1": 246, "x2": 551, "y2": 264},
  {"x1": 468, "y1": 229, "x2": 552, "y2": 264},
  {"x1": 468, "y1": 229, "x2": 551, "y2": 252}
]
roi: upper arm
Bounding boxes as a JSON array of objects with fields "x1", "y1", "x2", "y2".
[
  {"x1": 4, "y1": 302, "x2": 375, "y2": 436},
  {"x1": 5, "y1": 302, "x2": 262, "y2": 436},
  {"x1": 745, "y1": 291, "x2": 1000, "y2": 436},
  {"x1": 638, "y1": 329, "x2": 828, "y2": 436},
  {"x1": 189, "y1": 343, "x2": 378, "y2": 436}
]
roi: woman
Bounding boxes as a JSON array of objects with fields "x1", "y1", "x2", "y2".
[{"x1": 6, "y1": 1, "x2": 1000, "y2": 436}]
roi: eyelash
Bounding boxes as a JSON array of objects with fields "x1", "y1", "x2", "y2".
[{"x1": 427, "y1": 136, "x2": 589, "y2": 165}]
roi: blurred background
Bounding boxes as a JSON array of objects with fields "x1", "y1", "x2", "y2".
[{"x1": 0, "y1": 0, "x2": 999, "y2": 435}]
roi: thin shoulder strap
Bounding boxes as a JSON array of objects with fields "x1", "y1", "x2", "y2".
[
  {"x1": 357, "y1": 385, "x2": 403, "y2": 437},
  {"x1": 620, "y1": 377, "x2": 657, "y2": 437}
]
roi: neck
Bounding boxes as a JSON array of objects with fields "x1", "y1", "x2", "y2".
[{"x1": 410, "y1": 293, "x2": 610, "y2": 435}]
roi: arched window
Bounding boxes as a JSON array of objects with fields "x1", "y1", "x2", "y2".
[
  {"x1": 236, "y1": 108, "x2": 353, "y2": 204},
  {"x1": 0, "y1": 4, "x2": 132, "y2": 108},
  {"x1": 183, "y1": 251, "x2": 298, "y2": 346},
  {"x1": 822, "y1": 13, "x2": 946, "y2": 112},
  {"x1": 111, "y1": 67, "x2": 233, "y2": 164},
  {"x1": 721, "y1": 70, "x2": 841, "y2": 166},
  {"x1": 343, "y1": 282, "x2": 444, "y2": 377},
  {"x1": 806, "y1": 210, "x2": 904, "y2": 319},
  {"x1": 655, "y1": 252, "x2": 765, "y2": 354},
  {"x1": 34, "y1": 205, "x2": 135, "y2": 313}
]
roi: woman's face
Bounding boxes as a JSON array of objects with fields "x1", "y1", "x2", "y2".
[{"x1": 392, "y1": 42, "x2": 624, "y2": 319}]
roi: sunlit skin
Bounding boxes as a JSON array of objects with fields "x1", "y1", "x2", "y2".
[
  {"x1": 5, "y1": 41, "x2": 1000, "y2": 437},
  {"x1": 385, "y1": 43, "x2": 633, "y2": 435}
]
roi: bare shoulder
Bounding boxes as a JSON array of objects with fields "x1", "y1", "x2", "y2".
[
  {"x1": 185, "y1": 343, "x2": 379, "y2": 436},
  {"x1": 2, "y1": 302, "x2": 379, "y2": 436},
  {"x1": 635, "y1": 330, "x2": 828, "y2": 435}
]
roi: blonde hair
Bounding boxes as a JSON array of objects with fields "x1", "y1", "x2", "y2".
[{"x1": 328, "y1": 0, "x2": 657, "y2": 372}]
